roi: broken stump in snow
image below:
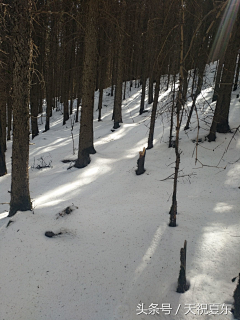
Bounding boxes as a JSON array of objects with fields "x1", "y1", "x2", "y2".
[
  {"x1": 233, "y1": 274, "x2": 240, "y2": 319},
  {"x1": 177, "y1": 240, "x2": 189, "y2": 293},
  {"x1": 136, "y1": 147, "x2": 146, "y2": 175}
]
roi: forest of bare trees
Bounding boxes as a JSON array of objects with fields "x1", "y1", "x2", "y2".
[
  {"x1": 1, "y1": 1, "x2": 240, "y2": 318},
  {"x1": 0, "y1": 0, "x2": 239, "y2": 221}
]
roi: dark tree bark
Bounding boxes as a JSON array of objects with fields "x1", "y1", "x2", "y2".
[
  {"x1": 43, "y1": 11, "x2": 51, "y2": 131},
  {"x1": 7, "y1": 93, "x2": 12, "y2": 141},
  {"x1": 75, "y1": 0, "x2": 98, "y2": 168},
  {"x1": 9, "y1": 0, "x2": 32, "y2": 216},
  {"x1": 98, "y1": 87, "x2": 103, "y2": 122},
  {"x1": 0, "y1": 39, "x2": 8, "y2": 169},
  {"x1": 97, "y1": 19, "x2": 107, "y2": 122},
  {"x1": 139, "y1": 5, "x2": 148, "y2": 115},
  {"x1": 113, "y1": 46, "x2": 123, "y2": 128},
  {"x1": 148, "y1": 76, "x2": 154, "y2": 104},
  {"x1": 113, "y1": 0, "x2": 126, "y2": 129},
  {"x1": 184, "y1": 55, "x2": 206, "y2": 130},
  {"x1": 139, "y1": 26, "x2": 147, "y2": 115},
  {"x1": 63, "y1": 9, "x2": 76, "y2": 124},
  {"x1": 139, "y1": 77, "x2": 147, "y2": 115},
  {"x1": 75, "y1": 35, "x2": 84, "y2": 124},
  {"x1": 169, "y1": 74, "x2": 176, "y2": 148},
  {"x1": 76, "y1": 98, "x2": 80, "y2": 123},
  {"x1": 135, "y1": 148, "x2": 146, "y2": 175},
  {"x1": 123, "y1": 80, "x2": 126, "y2": 100},
  {"x1": 233, "y1": 54, "x2": 240, "y2": 91},
  {"x1": 177, "y1": 240, "x2": 189, "y2": 293},
  {"x1": 5, "y1": 45, "x2": 13, "y2": 141},
  {"x1": 30, "y1": 73, "x2": 39, "y2": 139},
  {"x1": 0, "y1": 106, "x2": 7, "y2": 176},
  {"x1": 62, "y1": 2, "x2": 71, "y2": 125},
  {"x1": 147, "y1": 75, "x2": 160, "y2": 149},
  {"x1": 110, "y1": 55, "x2": 115, "y2": 97},
  {"x1": 0, "y1": 97, "x2": 6, "y2": 152},
  {"x1": 212, "y1": 57, "x2": 224, "y2": 102},
  {"x1": 169, "y1": 0, "x2": 184, "y2": 227},
  {"x1": 190, "y1": 68, "x2": 197, "y2": 97},
  {"x1": 208, "y1": 15, "x2": 240, "y2": 142}
]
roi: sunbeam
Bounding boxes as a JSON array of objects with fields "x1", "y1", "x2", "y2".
[{"x1": 209, "y1": 0, "x2": 240, "y2": 62}]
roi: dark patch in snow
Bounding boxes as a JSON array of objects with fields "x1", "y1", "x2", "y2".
[
  {"x1": 45, "y1": 231, "x2": 57, "y2": 238},
  {"x1": 6, "y1": 220, "x2": 14, "y2": 228},
  {"x1": 192, "y1": 138, "x2": 203, "y2": 143},
  {"x1": 61, "y1": 159, "x2": 76, "y2": 163},
  {"x1": 56, "y1": 205, "x2": 78, "y2": 219}
]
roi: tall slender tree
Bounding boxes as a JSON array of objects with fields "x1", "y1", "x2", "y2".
[
  {"x1": 113, "y1": 0, "x2": 126, "y2": 129},
  {"x1": 169, "y1": 0, "x2": 184, "y2": 227},
  {"x1": 0, "y1": 40, "x2": 7, "y2": 176},
  {"x1": 208, "y1": 10, "x2": 240, "y2": 142},
  {"x1": 0, "y1": 106, "x2": 7, "y2": 176},
  {"x1": 75, "y1": 0, "x2": 98, "y2": 168},
  {"x1": 9, "y1": 0, "x2": 32, "y2": 216}
]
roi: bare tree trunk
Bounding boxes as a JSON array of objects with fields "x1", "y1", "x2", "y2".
[
  {"x1": 0, "y1": 104, "x2": 7, "y2": 176},
  {"x1": 182, "y1": 70, "x2": 189, "y2": 102},
  {"x1": 212, "y1": 57, "x2": 224, "y2": 102},
  {"x1": 9, "y1": 0, "x2": 32, "y2": 216},
  {"x1": 169, "y1": 0, "x2": 184, "y2": 227},
  {"x1": 7, "y1": 92, "x2": 12, "y2": 141},
  {"x1": 139, "y1": 77, "x2": 147, "y2": 115},
  {"x1": 113, "y1": 1, "x2": 126, "y2": 129},
  {"x1": 184, "y1": 63, "x2": 205, "y2": 130},
  {"x1": 76, "y1": 98, "x2": 80, "y2": 123},
  {"x1": 75, "y1": 37, "x2": 84, "y2": 123},
  {"x1": 123, "y1": 80, "x2": 126, "y2": 100},
  {"x1": 30, "y1": 73, "x2": 39, "y2": 139},
  {"x1": 113, "y1": 51, "x2": 123, "y2": 128},
  {"x1": 97, "y1": 21, "x2": 107, "y2": 122},
  {"x1": 43, "y1": 11, "x2": 52, "y2": 132},
  {"x1": 0, "y1": 98, "x2": 6, "y2": 152},
  {"x1": 148, "y1": 76, "x2": 154, "y2": 104},
  {"x1": 75, "y1": 0, "x2": 98, "y2": 168},
  {"x1": 147, "y1": 75, "x2": 160, "y2": 149},
  {"x1": 208, "y1": 16, "x2": 240, "y2": 141},
  {"x1": 98, "y1": 86, "x2": 103, "y2": 121},
  {"x1": 233, "y1": 54, "x2": 240, "y2": 91},
  {"x1": 190, "y1": 68, "x2": 197, "y2": 97},
  {"x1": 169, "y1": 74, "x2": 176, "y2": 148},
  {"x1": 139, "y1": 26, "x2": 147, "y2": 115},
  {"x1": 111, "y1": 55, "x2": 115, "y2": 97}
]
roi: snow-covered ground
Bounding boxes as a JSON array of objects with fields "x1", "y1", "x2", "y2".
[{"x1": 1, "y1": 64, "x2": 240, "y2": 320}]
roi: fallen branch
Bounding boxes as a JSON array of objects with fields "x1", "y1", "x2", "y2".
[
  {"x1": 160, "y1": 172, "x2": 196, "y2": 181},
  {"x1": 194, "y1": 159, "x2": 226, "y2": 170},
  {"x1": 217, "y1": 125, "x2": 240, "y2": 166}
]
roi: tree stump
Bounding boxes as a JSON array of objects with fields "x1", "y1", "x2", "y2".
[
  {"x1": 136, "y1": 147, "x2": 146, "y2": 175},
  {"x1": 233, "y1": 274, "x2": 240, "y2": 319},
  {"x1": 177, "y1": 240, "x2": 189, "y2": 293}
]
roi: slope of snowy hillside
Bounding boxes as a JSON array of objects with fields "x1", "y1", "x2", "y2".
[{"x1": 0, "y1": 64, "x2": 240, "y2": 320}]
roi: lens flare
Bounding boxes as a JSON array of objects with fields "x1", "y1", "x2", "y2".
[{"x1": 209, "y1": 0, "x2": 240, "y2": 62}]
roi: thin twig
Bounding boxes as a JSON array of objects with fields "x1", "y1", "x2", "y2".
[{"x1": 217, "y1": 125, "x2": 240, "y2": 166}]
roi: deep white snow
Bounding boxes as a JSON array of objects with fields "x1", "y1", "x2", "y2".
[{"x1": 0, "y1": 63, "x2": 240, "y2": 320}]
